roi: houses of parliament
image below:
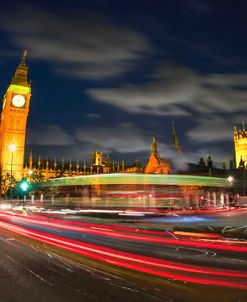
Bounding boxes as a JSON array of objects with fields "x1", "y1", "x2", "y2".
[{"x1": 0, "y1": 50, "x2": 246, "y2": 186}]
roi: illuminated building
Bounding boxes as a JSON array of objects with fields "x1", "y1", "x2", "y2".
[
  {"x1": 0, "y1": 50, "x2": 31, "y2": 181},
  {"x1": 234, "y1": 122, "x2": 247, "y2": 168},
  {"x1": 23, "y1": 137, "x2": 169, "y2": 181},
  {"x1": 23, "y1": 151, "x2": 125, "y2": 181},
  {"x1": 145, "y1": 136, "x2": 170, "y2": 174}
]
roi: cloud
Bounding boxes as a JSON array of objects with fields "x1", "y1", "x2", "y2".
[
  {"x1": 186, "y1": 114, "x2": 246, "y2": 144},
  {"x1": 26, "y1": 122, "x2": 162, "y2": 159},
  {"x1": 205, "y1": 73, "x2": 247, "y2": 86},
  {"x1": 27, "y1": 123, "x2": 152, "y2": 156},
  {"x1": 189, "y1": 0, "x2": 214, "y2": 14},
  {"x1": 84, "y1": 113, "x2": 101, "y2": 118},
  {"x1": 28, "y1": 144, "x2": 93, "y2": 162},
  {"x1": 88, "y1": 63, "x2": 247, "y2": 116},
  {"x1": 1, "y1": 6, "x2": 149, "y2": 79},
  {"x1": 25, "y1": 122, "x2": 234, "y2": 166},
  {"x1": 186, "y1": 117, "x2": 233, "y2": 143},
  {"x1": 27, "y1": 124, "x2": 74, "y2": 146},
  {"x1": 75, "y1": 123, "x2": 151, "y2": 153}
]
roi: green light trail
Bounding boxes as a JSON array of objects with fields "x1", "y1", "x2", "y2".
[{"x1": 38, "y1": 173, "x2": 231, "y2": 188}]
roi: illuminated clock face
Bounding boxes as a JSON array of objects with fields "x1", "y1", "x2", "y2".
[{"x1": 12, "y1": 95, "x2": 25, "y2": 107}]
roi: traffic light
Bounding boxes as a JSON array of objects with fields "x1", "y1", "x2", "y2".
[
  {"x1": 16, "y1": 178, "x2": 30, "y2": 195},
  {"x1": 20, "y1": 179, "x2": 29, "y2": 192},
  {"x1": 11, "y1": 178, "x2": 32, "y2": 197}
]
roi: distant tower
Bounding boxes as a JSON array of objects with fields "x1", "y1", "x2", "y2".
[
  {"x1": 92, "y1": 151, "x2": 103, "y2": 166},
  {"x1": 37, "y1": 156, "x2": 41, "y2": 169},
  {"x1": 76, "y1": 159, "x2": 80, "y2": 174},
  {"x1": 234, "y1": 122, "x2": 247, "y2": 168},
  {"x1": 151, "y1": 136, "x2": 157, "y2": 154},
  {"x1": 54, "y1": 158, "x2": 57, "y2": 170},
  {"x1": 83, "y1": 160, "x2": 87, "y2": 173},
  {"x1": 0, "y1": 50, "x2": 31, "y2": 180},
  {"x1": 172, "y1": 122, "x2": 182, "y2": 157}
]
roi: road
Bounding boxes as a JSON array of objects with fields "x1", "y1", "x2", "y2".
[
  {"x1": 0, "y1": 228, "x2": 175, "y2": 302},
  {"x1": 0, "y1": 207, "x2": 247, "y2": 302}
]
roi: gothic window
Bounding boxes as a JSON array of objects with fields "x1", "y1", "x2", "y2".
[
  {"x1": 16, "y1": 119, "x2": 20, "y2": 130},
  {"x1": 10, "y1": 119, "x2": 14, "y2": 130}
]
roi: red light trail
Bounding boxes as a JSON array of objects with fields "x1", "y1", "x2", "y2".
[
  {"x1": 0, "y1": 212, "x2": 246, "y2": 253},
  {"x1": 0, "y1": 218, "x2": 246, "y2": 289}
]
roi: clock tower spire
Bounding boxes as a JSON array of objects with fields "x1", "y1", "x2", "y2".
[
  {"x1": 0, "y1": 50, "x2": 31, "y2": 182},
  {"x1": 11, "y1": 49, "x2": 29, "y2": 87}
]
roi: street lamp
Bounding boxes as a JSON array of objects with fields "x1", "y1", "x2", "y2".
[
  {"x1": 8, "y1": 143, "x2": 16, "y2": 203},
  {"x1": 8, "y1": 144, "x2": 17, "y2": 152},
  {"x1": 227, "y1": 176, "x2": 234, "y2": 184},
  {"x1": 8, "y1": 143, "x2": 16, "y2": 180},
  {"x1": 28, "y1": 169, "x2": 33, "y2": 182}
]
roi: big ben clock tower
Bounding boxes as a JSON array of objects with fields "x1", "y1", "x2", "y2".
[{"x1": 0, "y1": 50, "x2": 31, "y2": 181}]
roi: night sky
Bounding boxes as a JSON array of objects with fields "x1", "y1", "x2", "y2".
[{"x1": 0, "y1": 0, "x2": 246, "y2": 167}]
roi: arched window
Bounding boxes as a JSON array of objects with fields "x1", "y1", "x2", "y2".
[
  {"x1": 10, "y1": 119, "x2": 14, "y2": 130},
  {"x1": 16, "y1": 119, "x2": 20, "y2": 130}
]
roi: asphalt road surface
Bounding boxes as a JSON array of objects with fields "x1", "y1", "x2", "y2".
[
  {"x1": 0, "y1": 209, "x2": 247, "y2": 302},
  {"x1": 0, "y1": 228, "x2": 174, "y2": 302}
]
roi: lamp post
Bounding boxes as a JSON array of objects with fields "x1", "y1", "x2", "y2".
[
  {"x1": 8, "y1": 144, "x2": 16, "y2": 203},
  {"x1": 28, "y1": 169, "x2": 33, "y2": 182},
  {"x1": 227, "y1": 175, "x2": 234, "y2": 184},
  {"x1": 28, "y1": 170, "x2": 33, "y2": 203}
]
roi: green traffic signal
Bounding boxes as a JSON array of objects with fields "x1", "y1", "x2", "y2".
[
  {"x1": 20, "y1": 180, "x2": 28, "y2": 191},
  {"x1": 18, "y1": 179, "x2": 30, "y2": 193}
]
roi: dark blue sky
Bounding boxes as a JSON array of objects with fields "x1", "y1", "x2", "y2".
[{"x1": 0, "y1": 0, "x2": 246, "y2": 166}]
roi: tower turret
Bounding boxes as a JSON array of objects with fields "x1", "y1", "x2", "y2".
[
  {"x1": 54, "y1": 158, "x2": 57, "y2": 170},
  {"x1": 83, "y1": 160, "x2": 87, "y2": 173},
  {"x1": 151, "y1": 136, "x2": 157, "y2": 154},
  {"x1": 76, "y1": 159, "x2": 80, "y2": 174},
  {"x1": 37, "y1": 156, "x2": 41, "y2": 169},
  {"x1": 69, "y1": 160, "x2": 72, "y2": 172},
  {"x1": 45, "y1": 158, "x2": 49, "y2": 170}
]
